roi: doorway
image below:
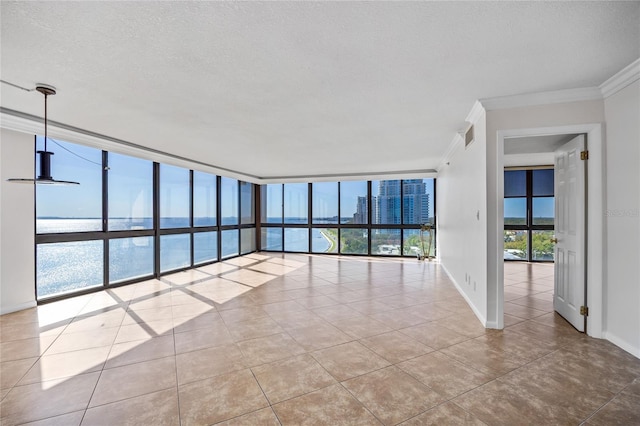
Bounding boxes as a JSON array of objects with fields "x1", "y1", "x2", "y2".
[{"x1": 493, "y1": 123, "x2": 605, "y2": 338}]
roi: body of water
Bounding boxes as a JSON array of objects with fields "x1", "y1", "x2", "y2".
[{"x1": 36, "y1": 218, "x2": 253, "y2": 298}]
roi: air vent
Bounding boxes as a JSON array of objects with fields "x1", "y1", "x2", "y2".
[{"x1": 465, "y1": 124, "x2": 474, "y2": 148}]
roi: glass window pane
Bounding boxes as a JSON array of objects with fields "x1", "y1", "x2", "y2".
[
  {"x1": 504, "y1": 170, "x2": 527, "y2": 197},
  {"x1": 533, "y1": 197, "x2": 554, "y2": 225},
  {"x1": 504, "y1": 230, "x2": 528, "y2": 260},
  {"x1": 284, "y1": 183, "x2": 308, "y2": 224},
  {"x1": 340, "y1": 181, "x2": 368, "y2": 224},
  {"x1": 340, "y1": 228, "x2": 368, "y2": 255},
  {"x1": 312, "y1": 182, "x2": 338, "y2": 224},
  {"x1": 194, "y1": 231, "x2": 217, "y2": 264},
  {"x1": 241, "y1": 228, "x2": 256, "y2": 254},
  {"x1": 504, "y1": 198, "x2": 527, "y2": 225},
  {"x1": 284, "y1": 228, "x2": 309, "y2": 252},
  {"x1": 240, "y1": 182, "x2": 255, "y2": 225},
  {"x1": 109, "y1": 237, "x2": 154, "y2": 283},
  {"x1": 37, "y1": 241, "x2": 103, "y2": 298},
  {"x1": 221, "y1": 229, "x2": 239, "y2": 258},
  {"x1": 372, "y1": 180, "x2": 401, "y2": 225},
  {"x1": 372, "y1": 229, "x2": 401, "y2": 256},
  {"x1": 261, "y1": 184, "x2": 283, "y2": 224},
  {"x1": 160, "y1": 233, "x2": 190, "y2": 272},
  {"x1": 160, "y1": 164, "x2": 190, "y2": 229},
  {"x1": 36, "y1": 138, "x2": 102, "y2": 233},
  {"x1": 312, "y1": 228, "x2": 338, "y2": 253},
  {"x1": 402, "y1": 179, "x2": 434, "y2": 225},
  {"x1": 108, "y1": 153, "x2": 153, "y2": 231},
  {"x1": 532, "y1": 169, "x2": 554, "y2": 197},
  {"x1": 532, "y1": 230, "x2": 555, "y2": 261},
  {"x1": 403, "y1": 228, "x2": 435, "y2": 258},
  {"x1": 221, "y1": 177, "x2": 239, "y2": 225},
  {"x1": 262, "y1": 228, "x2": 283, "y2": 251},
  {"x1": 193, "y1": 171, "x2": 217, "y2": 227}
]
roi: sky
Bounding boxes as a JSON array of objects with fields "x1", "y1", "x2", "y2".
[{"x1": 36, "y1": 138, "x2": 484, "y2": 222}]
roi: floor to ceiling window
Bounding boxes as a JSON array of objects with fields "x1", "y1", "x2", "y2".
[
  {"x1": 260, "y1": 179, "x2": 435, "y2": 257},
  {"x1": 504, "y1": 168, "x2": 555, "y2": 261},
  {"x1": 35, "y1": 137, "x2": 256, "y2": 301}
]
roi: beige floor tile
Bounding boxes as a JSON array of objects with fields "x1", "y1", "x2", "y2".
[
  {"x1": 343, "y1": 366, "x2": 444, "y2": 425},
  {"x1": 105, "y1": 335, "x2": 175, "y2": 369},
  {"x1": 20, "y1": 410, "x2": 85, "y2": 426},
  {"x1": 295, "y1": 295, "x2": 339, "y2": 309},
  {"x1": 227, "y1": 316, "x2": 285, "y2": 342},
  {"x1": 398, "y1": 352, "x2": 492, "y2": 399},
  {"x1": 114, "y1": 319, "x2": 174, "y2": 343},
  {"x1": 249, "y1": 262, "x2": 298, "y2": 276},
  {"x1": 0, "y1": 372, "x2": 100, "y2": 425},
  {"x1": 368, "y1": 309, "x2": 427, "y2": 329},
  {"x1": 45, "y1": 328, "x2": 118, "y2": 355},
  {"x1": 329, "y1": 314, "x2": 394, "y2": 339},
  {"x1": 163, "y1": 269, "x2": 211, "y2": 285},
  {"x1": 215, "y1": 407, "x2": 281, "y2": 425},
  {"x1": 453, "y1": 380, "x2": 583, "y2": 425},
  {"x1": 176, "y1": 344, "x2": 246, "y2": 385},
  {"x1": 312, "y1": 341, "x2": 390, "y2": 382},
  {"x1": 399, "y1": 402, "x2": 487, "y2": 425},
  {"x1": 128, "y1": 292, "x2": 173, "y2": 311},
  {"x1": 1, "y1": 357, "x2": 38, "y2": 390},
  {"x1": 311, "y1": 304, "x2": 360, "y2": 321},
  {"x1": 174, "y1": 322, "x2": 234, "y2": 354},
  {"x1": 121, "y1": 306, "x2": 173, "y2": 325},
  {"x1": 360, "y1": 331, "x2": 433, "y2": 364},
  {"x1": 268, "y1": 309, "x2": 327, "y2": 330},
  {"x1": 399, "y1": 322, "x2": 468, "y2": 349},
  {"x1": 0, "y1": 320, "x2": 66, "y2": 342},
  {"x1": 62, "y1": 309, "x2": 126, "y2": 334},
  {"x1": 171, "y1": 301, "x2": 216, "y2": 319},
  {"x1": 89, "y1": 356, "x2": 176, "y2": 407},
  {"x1": 222, "y1": 269, "x2": 276, "y2": 287},
  {"x1": 179, "y1": 369, "x2": 268, "y2": 426},
  {"x1": 19, "y1": 346, "x2": 110, "y2": 385},
  {"x1": 195, "y1": 262, "x2": 239, "y2": 276},
  {"x1": 503, "y1": 302, "x2": 548, "y2": 320},
  {"x1": 286, "y1": 322, "x2": 352, "y2": 351},
  {"x1": 440, "y1": 339, "x2": 524, "y2": 376},
  {"x1": 585, "y1": 392, "x2": 640, "y2": 425},
  {"x1": 252, "y1": 353, "x2": 336, "y2": 404},
  {"x1": 237, "y1": 333, "x2": 306, "y2": 367},
  {"x1": 497, "y1": 360, "x2": 616, "y2": 421},
  {"x1": 173, "y1": 311, "x2": 223, "y2": 333},
  {"x1": 0, "y1": 335, "x2": 57, "y2": 362},
  {"x1": 273, "y1": 383, "x2": 380, "y2": 425},
  {"x1": 219, "y1": 306, "x2": 269, "y2": 324},
  {"x1": 82, "y1": 388, "x2": 179, "y2": 426}
]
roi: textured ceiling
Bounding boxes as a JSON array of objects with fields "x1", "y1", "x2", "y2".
[{"x1": 1, "y1": 1, "x2": 639, "y2": 181}]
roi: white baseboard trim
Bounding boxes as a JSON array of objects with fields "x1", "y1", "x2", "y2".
[
  {"x1": 0, "y1": 300, "x2": 37, "y2": 316},
  {"x1": 603, "y1": 331, "x2": 640, "y2": 359},
  {"x1": 440, "y1": 263, "x2": 488, "y2": 327}
]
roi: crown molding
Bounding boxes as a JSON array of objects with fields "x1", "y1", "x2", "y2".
[
  {"x1": 465, "y1": 100, "x2": 485, "y2": 124},
  {"x1": 600, "y1": 58, "x2": 640, "y2": 98},
  {"x1": 478, "y1": 86, "x2": 603, "y2": 111}
]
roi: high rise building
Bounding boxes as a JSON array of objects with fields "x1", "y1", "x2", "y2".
[
  {"x1": 374, "y1": 180, "x2": 430, "y2": 225},
  {"x1": 352, "y1": 196, "x2": 368, "y2": 224}
]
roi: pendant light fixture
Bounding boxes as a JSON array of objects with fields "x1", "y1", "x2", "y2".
[{"x1": 7, "y1": 84, "x2": 80, "y2": 185}]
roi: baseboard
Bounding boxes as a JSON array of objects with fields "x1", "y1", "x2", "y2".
[
  {"x1": 440, "y1": 263, "x2": 488, "y2": 327},
  {"x1": 603, "y1": 331, "x2": 640, "y2": 359},
  {"x1": 0, "y1": 300, "x2": 37, "y2": 315}
]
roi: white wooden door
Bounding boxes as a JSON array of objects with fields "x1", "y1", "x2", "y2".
[{"x1": 554, "y1": 135, "x2": 586, "y2": 331}]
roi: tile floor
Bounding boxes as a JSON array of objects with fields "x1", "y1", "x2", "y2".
[{"x1": 1, "y1": 253, "x2": 639, "y2": 425}]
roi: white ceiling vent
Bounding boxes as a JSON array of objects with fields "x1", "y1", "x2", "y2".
[{"x1": 464, "y1": 124, "x2": 475, "y2": 148}]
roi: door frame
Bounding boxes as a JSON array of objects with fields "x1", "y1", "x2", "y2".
[{"x1": 493, "y1": 123, "x2": 604, "y2": 338}]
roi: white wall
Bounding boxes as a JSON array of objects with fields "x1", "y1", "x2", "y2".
[
  {"x1": 603, "y1": 79, "x2": 640, "y2": 357},
  {"x1": 437, "y1": 110, "x2": 488, "y2": 324},
  {"x1": 0, "y1": 128, "x2": 37, "y2": 314}
]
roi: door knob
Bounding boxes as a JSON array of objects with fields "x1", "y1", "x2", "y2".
[{"x1": 551, "y1": 238, "x2": 558, "y2": 243}]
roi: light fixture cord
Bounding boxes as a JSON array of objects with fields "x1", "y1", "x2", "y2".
[{"x1": 44, "y1": 92, "x2": 48, "y2": 152}]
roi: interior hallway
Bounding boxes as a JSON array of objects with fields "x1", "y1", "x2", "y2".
[{"x1": 1, "y1": 254, "x2": 639, "y2": 425}]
